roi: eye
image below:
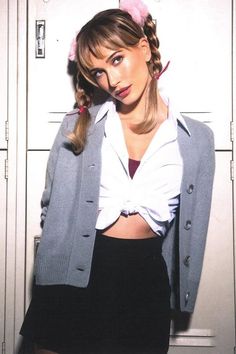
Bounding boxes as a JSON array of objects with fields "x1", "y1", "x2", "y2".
[
  {"x1": 112, "y1": 55, "x2": 123, "y2": 65},
  {"x1": 93, "y1": 70, "x2": 104, "y2": 79}
]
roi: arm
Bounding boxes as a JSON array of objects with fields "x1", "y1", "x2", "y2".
[{"x1": 40, "y1": 116, "x2": 71, "y2": 227}]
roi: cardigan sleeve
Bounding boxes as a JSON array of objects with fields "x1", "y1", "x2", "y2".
[
  {"x1": 39, "y1": 105, "x2": 101, "y2": 228},
  {"x1": 40, "y1": 115, "x2": 74, "y2": 227}
]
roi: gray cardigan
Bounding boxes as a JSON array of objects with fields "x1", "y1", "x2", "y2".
[{"x1": 35, "y1": 104, "x2": 215, "y2": 313}]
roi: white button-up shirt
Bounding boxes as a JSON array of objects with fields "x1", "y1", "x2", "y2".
[{"x1": 95, "y1": 95, "x2": 190, "y2": 236}]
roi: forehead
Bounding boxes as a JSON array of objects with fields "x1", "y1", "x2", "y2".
[
  {"x1": 87, "y1": 45, "x2": 141, "y2": 70},
  {"x1": 88, "y1": 46, "x2": 120, "y2": 67}
]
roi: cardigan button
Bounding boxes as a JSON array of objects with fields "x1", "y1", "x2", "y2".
[
  {"x1": 187, "y1": 184, "x2": 194, "y2": 194},
  {"x1": 185, "y1": 291, "x2": 190, "y2": 305},
  {"x1": 184, "y1": 220, "x2": 192, "y2": 230},
  {"x1": 76, "y1": 267, "x2": 85, "y2": 272},
  {"x1": 183, "y1": 255, "x2": 190, "y2": 267}
]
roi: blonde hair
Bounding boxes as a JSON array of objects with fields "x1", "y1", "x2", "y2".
[{"x1": 69, "y1": 9, "x2": 162, "y2": 154}]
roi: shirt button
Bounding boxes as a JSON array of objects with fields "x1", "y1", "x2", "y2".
[
  {"x1": 183, "y1": 255, "x2": 190, "y2": 267},
  {"x1": 187, "y1": 184, "x2": 194, "y2": 194},
  {"x1": 184, "y1": 220, "x2": 192, "y2": 230}
]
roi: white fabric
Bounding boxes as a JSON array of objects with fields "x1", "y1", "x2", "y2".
[{"x1": 95, "y1": 95, "x2": 190, "y2": 236}]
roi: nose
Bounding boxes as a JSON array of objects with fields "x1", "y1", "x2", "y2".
[{"x1": 107, "y1": 69, "x2": 120, "y2": 88}]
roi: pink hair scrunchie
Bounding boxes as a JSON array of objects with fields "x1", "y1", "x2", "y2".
[
  {"x1": 79, "y1": 106, "x2": 87, "y2": 114},
  {"x1": 68, "y1": 37, "x2": 78, "y2": 62},
  {"x1": 119, "y1": 0, "x2": 149, "y2": 27}
]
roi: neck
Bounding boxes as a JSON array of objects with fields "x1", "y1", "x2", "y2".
[
  {"x1": 116, "y1": 75, "x2": 151, "y2": 124},
  {"x1": 117, "y1": 89, "x2": 168, "y2": 128}
]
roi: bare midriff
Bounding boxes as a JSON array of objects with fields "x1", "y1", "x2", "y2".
[{"x1": 101, "y1": 213, "x2": 157, "y2": 239}]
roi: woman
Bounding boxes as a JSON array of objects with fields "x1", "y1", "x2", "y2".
[{"x1": 20, "y1": 1, "x2": 215, "y2": 353}]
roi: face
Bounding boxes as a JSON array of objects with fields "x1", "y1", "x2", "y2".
[{"x1": 88, "y1": 38, "x2": 152, "y2": 109}]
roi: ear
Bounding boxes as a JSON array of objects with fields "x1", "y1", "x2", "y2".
[{"x1": 138, "y1": 37, "x2": 151, "y2": 62}]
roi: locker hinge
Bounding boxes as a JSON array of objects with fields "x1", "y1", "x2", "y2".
[
  {"x1": 230, "y1": 121, "x2": 234, "y2": 142},
  {"x1": 5, "y1": 121, "x2": 9, "y2": 141},
  {"x1": 4, "y1": 159, "x2": 8, "y2": 179},
  {"x1": 2, "y1": 341, "x2": 5, "y2": 354},
  {"x1": 230, "y1": 160, "x2": 234, "y2": 181}
]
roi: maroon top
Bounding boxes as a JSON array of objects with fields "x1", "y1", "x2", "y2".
[{"x1": 128, "y1": 158, "x2": 141, "y2": 179}]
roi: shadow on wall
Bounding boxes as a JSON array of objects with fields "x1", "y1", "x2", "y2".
[{"x1": 171, "y1": 309, "x2": 191, "y2": 333}]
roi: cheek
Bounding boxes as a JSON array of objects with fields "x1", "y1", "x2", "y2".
[
  {"x1": 97, "y1": 76, "x2": 109, "y2": 91},
  {"x1": 128, "y1": 54, "x2": 149, "y2": 80},
  {"x1": 123, "y1": 58, "x2": 139, "y2": 77}
]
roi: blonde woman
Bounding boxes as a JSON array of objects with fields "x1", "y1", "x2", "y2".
[{"x1": 20, "y1": 1, "x2": 215, "y2": 353}]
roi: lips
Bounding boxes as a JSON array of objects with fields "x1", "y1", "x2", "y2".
[{"x1": 115, "y1": 85, "x2": 132, "y2": 98}]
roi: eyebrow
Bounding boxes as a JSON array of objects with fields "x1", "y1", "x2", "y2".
[
  {"x1": 105, "y1": 50, "x2": 121, "y2": 63},
  {"x1": 89, "y1": 50, "x2": 121, "y2": 75}
]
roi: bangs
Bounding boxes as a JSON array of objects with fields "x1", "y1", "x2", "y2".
[{"x1": 77, "y1": 26, "x2": 141, "y2": 84}]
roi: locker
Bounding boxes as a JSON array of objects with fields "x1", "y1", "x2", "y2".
[
  {"x1": 0, "y1": 151, "x2": 7, "y2": 347},
  {"x1": 2, "y1": 0, "x2": 235, "y2": 352},
  {"x1": 0, "y1": 0, "x2": 8, "y2": 149}
]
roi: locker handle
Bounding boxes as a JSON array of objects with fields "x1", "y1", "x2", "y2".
[{"x1": 35, "y1": 20, "x2": 45, "y2": 58}]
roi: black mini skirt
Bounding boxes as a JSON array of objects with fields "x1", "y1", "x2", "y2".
[{"x1": 20, "y1": 232, "x2": 171, "y2": 354}]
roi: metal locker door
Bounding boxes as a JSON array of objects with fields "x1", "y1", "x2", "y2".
[
  {"x1": 147, "y1": 0, "x2": 232, "y2": 150},
  {"x1": 0, "y1": 0, "x2": 8, "y2": 150},
  {"x1": 0, "y1": 0, "x2": 8, "y2": 348},
  {"x1": 0, "y1": 151, "x2": 7, "y2": 348}
]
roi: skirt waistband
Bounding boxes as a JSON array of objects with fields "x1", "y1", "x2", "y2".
[
  {"x1": 94, "y1": 230, "x2": 163, "y2": 261},
  {"x1": 96, "y1": 229, "x2": 162, "y2": 243}
]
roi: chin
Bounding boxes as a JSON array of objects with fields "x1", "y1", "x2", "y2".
[{"x1": 124, "y1": 94, "x2": 144, "y2": 107}]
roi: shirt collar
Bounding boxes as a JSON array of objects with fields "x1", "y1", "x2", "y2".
[
  {"x1": 94, "y1": 93, "x2": 191, "y2": 136},
  {"x1": 95, "y1": 97, "x2": 115, "y2": 124},
  {"x1": 160, "y1": 91, "x2": 191, "y2": 136}
]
